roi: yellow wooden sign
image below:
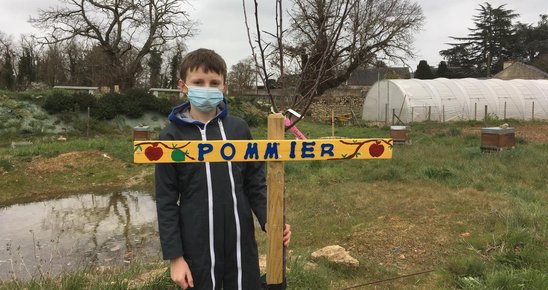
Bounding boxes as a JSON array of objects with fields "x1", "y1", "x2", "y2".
[{"x1": 133, "y1": 139, "x2": 392, "y2": 163}]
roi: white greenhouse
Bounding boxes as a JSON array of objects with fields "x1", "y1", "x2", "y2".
[{"x1": 362, "y1": 78, "x2": 548, "y2": 123}]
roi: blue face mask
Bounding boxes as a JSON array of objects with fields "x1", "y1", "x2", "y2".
[{"x1": 186, "y1": 86, "x2": 224, "y2": 113}]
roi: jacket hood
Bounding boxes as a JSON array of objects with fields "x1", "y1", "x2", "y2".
[{"x1": 168, "y1": 99, "x2": 229, "y2": 127}]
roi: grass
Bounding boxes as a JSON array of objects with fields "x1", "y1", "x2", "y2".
[
  {"x1": 258, "y1": 120, "x2": 548, "y2": 289},
  {"x1": 0, "y1": 133, "x2": 154, "y2": 206},
  {"x1": 0, "y1": 263, "x2": 174, "y2": 290},
  {"x1": 1, "y1": 120, "x2": 547, "y2": 289}
]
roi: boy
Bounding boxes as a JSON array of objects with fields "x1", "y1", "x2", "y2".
[{"x1": 155, "y1": 48, "x2": 291, "y2": 289}]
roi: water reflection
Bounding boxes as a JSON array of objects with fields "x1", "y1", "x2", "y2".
[{"x1": 0, "y1": 191, "x2": 160, "y2": 280}]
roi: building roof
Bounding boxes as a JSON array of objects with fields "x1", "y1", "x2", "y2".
[{"x1": 494, "y1": 62, "x2": 548, "y2": 80}]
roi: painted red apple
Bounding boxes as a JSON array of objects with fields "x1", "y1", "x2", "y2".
[
  {"x1": 145, "y1": 143, "x2": 163, "y2": 161},
  {"x1": 369, "y1": 141, "x2": 384, "y2": 157}
]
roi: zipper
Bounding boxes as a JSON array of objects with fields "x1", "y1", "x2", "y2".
[
  {"x1": 218, "y1": 119, "x2": 243, "y2": 290},
  {"x1": 198, "y1": 122, "x2": 216, "y2": 289}
]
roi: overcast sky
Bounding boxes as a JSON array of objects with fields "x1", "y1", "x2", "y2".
[{"x1": 0, "y1": 0, "x2": 546, "y2": 72}]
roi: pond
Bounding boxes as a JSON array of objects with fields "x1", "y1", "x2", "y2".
[{"x1": 0, "y1": 191, "x2": 161, "y2": 281}]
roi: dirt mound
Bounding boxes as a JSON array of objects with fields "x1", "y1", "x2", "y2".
[
  {"x1": 514, "y1": 123, "x2": 548, "y2": 143},
  {"x1": 346, "y1": 185, "x2": 511, "y2": 273},
  {"x1": 462, "y1": 123, "x2": 548, "y2": 144},
  {"x1": 28, "y1": 150, "x2": 121, "y2": 173},
  {"x1": 125, "y1": 169, "x2": 150, "y2": 188}
]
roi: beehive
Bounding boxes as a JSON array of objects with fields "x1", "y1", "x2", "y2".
[
  {"x1": 481, "y1": 127, "x2": 515, "y2": 151},
  {"x1": 133, "y1": 126, "x2": 151, "y2": 141},
  {"x1": 390, "y1": 126, "x2": 411, "y2": 145}
]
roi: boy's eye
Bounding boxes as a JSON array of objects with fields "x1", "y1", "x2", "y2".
[{"x1": 189, "y1": 79, "x2": 222, "y2": 87}]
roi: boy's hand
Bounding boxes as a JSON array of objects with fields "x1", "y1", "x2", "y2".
[
  {"x1": 266, "y1": 223, "x2": 292, "y2": 247},
  {"x1": 283, "y1": 224, "x2": 292, "y2": 247},
  {"x1": 170, "y1": 257, "x2": 194, "y2": 289}
]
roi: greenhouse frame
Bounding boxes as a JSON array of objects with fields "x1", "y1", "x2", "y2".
[{"x1": 362, "y1": 78, "x2": 548, "y2": 123}]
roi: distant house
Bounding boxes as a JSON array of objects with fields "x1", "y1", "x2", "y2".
[
  {"x1": 346, "y1": 67, "x2": 411, "y2": 86},
  {"x1": 494, "y1": 61, "x2": 548, "y2": 80}
]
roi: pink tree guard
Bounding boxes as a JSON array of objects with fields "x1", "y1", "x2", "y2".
[{"x1": 284, "y1": 117, "x2": 307, "y2": 140}]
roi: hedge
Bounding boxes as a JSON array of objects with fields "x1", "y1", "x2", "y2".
[{"x1": 42, "y1": 89, "x2": 174, "y2": 120}]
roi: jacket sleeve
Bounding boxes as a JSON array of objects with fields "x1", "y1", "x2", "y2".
[
  {"x1": 243, "y1": 129, "x2": 268, "y2": 231},
  {"x1": 155, "y1": 131, "x2": 184, "y2": 260}
]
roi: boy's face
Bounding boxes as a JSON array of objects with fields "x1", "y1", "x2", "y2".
[{"x1": 179, "y1": 66, "x2": 226, "y2": 93}]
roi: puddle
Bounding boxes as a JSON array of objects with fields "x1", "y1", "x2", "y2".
[{"x1": 0, "y1": 191, "x2": 161, "y2": 280}]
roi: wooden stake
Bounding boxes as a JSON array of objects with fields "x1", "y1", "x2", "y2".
[
  {"x1": 266, "y1": 113, "x2": 285, "y2": 285},
  {"x1": 87, "y1": 106, "x2": 90, "y2": 137},
  {"x1": 442, "y1": 105, "x2": 445, "y2": 123},
  {"x1": 384, "y1": 104, "x2": 388, "y2": 126},
  {"x1": 331, "y1": 110, "x2": 335, "y2": 138}
]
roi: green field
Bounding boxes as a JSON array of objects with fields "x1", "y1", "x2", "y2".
[{"x1": 1, "y1": 120, "x2": 547, "y2": 289}]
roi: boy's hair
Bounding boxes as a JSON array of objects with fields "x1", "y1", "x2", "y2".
[{"x1": 180, "y1": 48, "x2": 227, "y2": 83}]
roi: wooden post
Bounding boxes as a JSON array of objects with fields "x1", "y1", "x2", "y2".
[
  {"x1": 266, "y1": 113, "x2": 285, "y2": 285},
  {"x1": 384, "y1": 104, "x2": 388, "y2": 126},
  {"x1": 331, "y1": 110, "x2": 335, "y2": 138},
  {"x1": 427, "y1": 106, "x2": 431, "y2": 121},
  {"x1": 391, "y1": 108, "x2": 395, "y2": 125},
  {"x1": 474, "y1": 103, "x2": 477, "y2": 121},
  {"x1": 532, "y1": 102, "x2": 535, "y2": 120},
  {"x1": 87, "y1": 106, "x2": 90, "y2": 137},
  {"x1": 484, "y1": 105, "x2": 488, "y2": 121},
  {"x1": 442, "y1": 105, "x2": 445, "y2": 123},
  {"x1": 503, "y1": 101, "x2": 507, "y2": 120}
]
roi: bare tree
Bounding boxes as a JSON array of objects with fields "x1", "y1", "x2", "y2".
[
  {"x1": 36, "y1": 44, "x2": 68, "y2": 87},
  {"x1": 17, "y1": 35, "x2": 40, "y2": 89},
  {"x1": 167, "y1": 43, "x2": 186, "y2": 88},
  {"x1": 0, "y1": 32, "x2": 16, "y2": 90},
  {"x1": 244, "y1": 0, "x2": 424, "y2": 126},
  {"x1": 31, "y1": 0, "x2": 195, "y2": 89},
  {"x1": 228, "y1": 57, "x2": 256, "y2": 95},
  {"x1": 148, "y1": 48, "x2": 162, "y2": 88},
  {"x1": 65, "y1": 40, "x2": 89, "y2": 85},
  {"x1": 82, "y1": 44, "x2": 113, "y2": 86}
]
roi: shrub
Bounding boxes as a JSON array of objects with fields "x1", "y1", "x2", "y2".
[
  {"x1": 72, "y1": 91, "x2": 97, "y2": 111},
  {"x1": 39, "y1": 88, "x2": 177, "y2": 120},
  {"x1": 242, "y1": 106, "x2": 266, "y2": 127},
  {"x1": 128, "y1": 88, "x2": 174, "y2": 115},
  {"x1": 125, "y1": 88, "x2": 153, "y2": 109},
  {"x1": 43, "y1": 91, "x2": 97, "y2": 114},
  {"x1": 42, "y1": 91, "x2": 75, "y2": 113},
  {"x1": 228, "y1": 98, "x2": 267, "y2": 127},
  {"x1": 124, "y1": 98, "x2": 145, "y2": 118},
  {"x1": 92, "y1": 93, "x2": 123, "y2": 120},
  {"x1": 90, "y1": 90, "x2": 172, "y2": 119},
  {"x1": 151, "y1": 97, "x2": 173, "y2": 116}
]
